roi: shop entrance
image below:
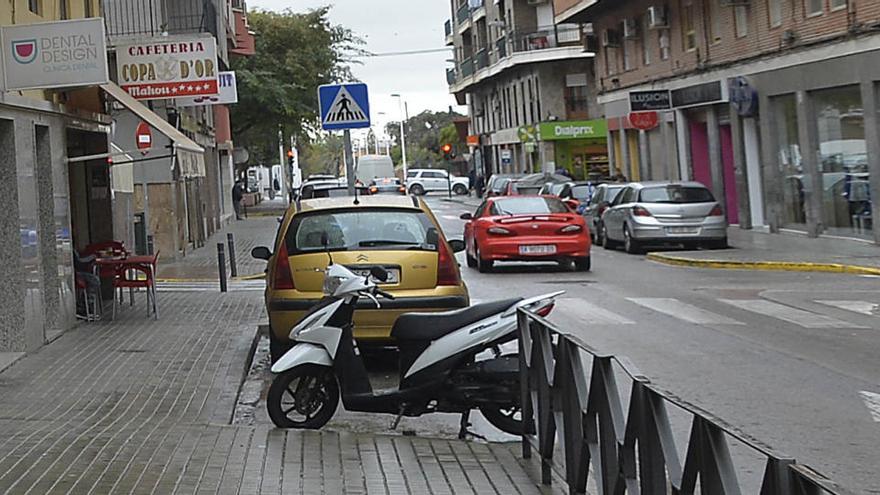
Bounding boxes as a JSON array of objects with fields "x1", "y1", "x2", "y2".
[
  {"x1": 688, "y1": 121, "x2": 739, "y2": 224},
  {"x1": 66, "y1": 129, "x2": 112, "y2": 252}
]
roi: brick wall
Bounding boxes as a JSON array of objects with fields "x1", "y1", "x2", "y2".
[{"x1": 591, "y1": 0, "x2": 880, "y2": 92}]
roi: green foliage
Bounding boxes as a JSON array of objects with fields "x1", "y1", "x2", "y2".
[
  {"x1": 230, "y1": 7, "x2": 363, "y2": 167},
  {"x1": 299, "y1": 133, "x2": 345, "y2": 176},
  {"x1": 384, "y1": 110, "x2": 465, "y2": 169}
]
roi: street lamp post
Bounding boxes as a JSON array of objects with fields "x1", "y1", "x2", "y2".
[{"x1": 391, "y1": 94, "x2": 408, "y2": 180}]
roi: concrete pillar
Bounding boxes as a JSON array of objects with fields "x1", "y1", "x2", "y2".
[
  {"x1": 662, "y1": 113, "x2": 678, "y2": 180},
  {"x1": 675, "y1": 110, "x2": 691, "y2": 181},
  {"x1": 638, "y1": 129, "x2": 650, "y2": 180},
  {"x1": 706, "y1": 106, "x2": 726, "y2": 214},
  {"x1": 860, "y1": 80, "x2": 880, "y2": 245},
  {"x1": 795, "y1": 90, "x2": 823, "y2": 237},
  {"x1": 758, "y1": 93, "x2": 781, "y2": 232},
  {"x1": 729, "y1": 109, "x2": 752, "y2": 229},
  {"x1": 619, "y1": 121, "x2": 630, "y2": 179},
  {"x1": 606, "y1": 125, "x2": 616, "y2": 176}
]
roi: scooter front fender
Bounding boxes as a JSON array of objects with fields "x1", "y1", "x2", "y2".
[{"x1": 271, "y1": 343, "x2": 333, "y2": 374}]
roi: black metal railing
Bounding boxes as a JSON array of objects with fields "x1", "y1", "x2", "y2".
[
  {"x1": 517, "y1": 308, "x2": 851, "y2": 495},
  {"x1": 509, "y1": 24, "x2": 584, "y2": 54},
  {"x1": 446, "y1": 67, "x2": 457, "y2": 85},
  {"x1": 103, "y1": 0, "x2": 219, "y2": 39},
  {"x1": 495, "y1": 36, "x2": 507, "y2": 59},
  {"x1": 460, "y1": 57, "x2": 474, "y2": 77},
  {"x1": 456, "y1": 2, "x2": 470, "y2": 25},
  {"x1": 475, "y1": 47, "x2": 488, "y2": 70},
  {"x1": 445, "y1": 19, "x2": 452, "y2": 37}
]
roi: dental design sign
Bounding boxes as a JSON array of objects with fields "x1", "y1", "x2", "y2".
[
  {"x1": 116, "y1": 36, "x2": 219, "y2": 100},
  {"x1": 0, "y1": 18, "x2": 108, "y2": 91}
]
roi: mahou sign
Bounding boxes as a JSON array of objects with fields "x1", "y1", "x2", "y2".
[{"x1": 116, "y1": 36, "x2": 219, "y2": 100}]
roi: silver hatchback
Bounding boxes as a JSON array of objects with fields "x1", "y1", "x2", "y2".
[{"x1": 601, "y1": 181, "x2": 728, "y2": 254}]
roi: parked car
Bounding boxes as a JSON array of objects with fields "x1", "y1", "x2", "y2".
[
  {"x1": 252, "y1": 195, "x2": 469, "y2": 362},
  {"x1": 406, "y1": 168, "x2": 469, "y2": 195},
  {"x1": 356, "y1": 155, "x2": 395, "y2": 183},
  {"x1": 484, "y1": 174, "x2": 524, "y2": 197},
  {"x1": 582, "y1": 183, "x2": 626, "y2": 243},
  {"x1": 511, "y1": 173, "x2": 570, "y2": 196},
  {"x1": 368, "y1": 177, "x2": 407, "y2": 195},
  {"x1": 601, "y1": 181, "x2": 728, "y2": 254},
  {"x1": 299, "y1": 183, "x2": 372, "y2": 199},
  {"x1": 461, "y1": 196, "x2": 591, "y2": 273}
]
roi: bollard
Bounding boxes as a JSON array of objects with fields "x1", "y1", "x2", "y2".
[
  {"x1": 217, "y1": 243, "x2": 227, "y2": 293},
  {"x1": 227, "y1": 233, "x2": 238, "y2": 278},
  {"x1": 147, "y1": 235, "x2": 155, "y2": 255}
]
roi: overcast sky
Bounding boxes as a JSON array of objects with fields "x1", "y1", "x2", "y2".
[{"x1": 249, "y1": 0, "x2": 463, "y2": 140}]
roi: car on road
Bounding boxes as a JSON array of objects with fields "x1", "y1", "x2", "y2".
[
  {"x1": 461, "y1": 195, "x2": 591, "y2": 272},
  {"x1": 538, "y1": 181, "x2": 594, "y2": 213},
  {"x1": 582, "y1": 183, "x2": 626, "y2": 243},
  {"x1": 406, "y1": 168, "x2": 469, "y2": 196},
  {"x1": 356, "y1": 155, "x2": 395, "y2": 183},
  {"x1": 300, "y1": 183, "x2": 371, "y2": 199},
  {"x1": 253, "y1": 195, "x2": 469, "y2": 362},
  {"x1": 601, "y1": 181, "x2": 728, "y2": 254},
  {"x1": 484, "y1": 174, "x2": 523, "y2": 197},
  {"x1": 368, "y1": 177, "x2": 406, "y2": 195}
]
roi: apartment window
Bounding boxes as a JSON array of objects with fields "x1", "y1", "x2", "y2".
[
  {"x1": 85, "y1": 0, "x2": 93, "y2": 17},
  {"x1": 29, "y1": 0, "x2": 41, "y2": 15},
  {"x1": 805, "y1": 0, "x2": 823, "y2": 16},
  {"x1": 768, "y1": 0, "x2": 783, "y2": 26},
  {"x1": 659, "y1": 30, "x2": 670, "y2": 60},
  {"x1": 710, "y1": 0, "x2": 723, "y2": 42},
  {"x1": 735, "y1": 6, "x2": 749, "y2": 37},
  {"x1": 604, "y1": 47, "x2": 615, "y2": 75},
  {"x1": 641, "y1": 16, "x2": 652, "y2": 65},
  {"x1": 622, "y1": 39, "x2": 633, "y2": 71},
  {"x1": 830, "y1": 0, "x2": 847, "y2": 10},
  {"x1": 682, "y1": 3, "x2": 697, "y2": 51},
  {"x1": 60, "y1": 0, "x2": 68, "y2": 19}
]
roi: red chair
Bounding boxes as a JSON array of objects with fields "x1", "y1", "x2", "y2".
[
  {"x1": 83, "y1": 241, "x2": 129, "y2": 277},
  {"x1": 111, "y1": 252, "x2": 159, "y2": 320}
]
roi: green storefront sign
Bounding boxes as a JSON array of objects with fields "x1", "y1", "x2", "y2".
[{"x1": 538, "y1": 119, "x2": 607, "y2": 141}]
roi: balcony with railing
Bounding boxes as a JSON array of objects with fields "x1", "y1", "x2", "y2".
[
  {"x1": 104, "y1": 0, "x2": 221, "y2": 41},
  {"x1": 470, "y1": 0, "x2": 486, "y2": 21},
  {"x1": 460, "y1": 57, "x2": 475, "y2": 77},
  {"x1": 445, "y1": 19, "x2": 454, "y2": 45},
  {"x1": 446, "y1": 67, "x2": 457, "y2": 85},
  {"x1": 475, "y1": 47, "x2": 489, "y2": 70},
  {"x1": 456, "y1": 2, "x2": 470, "y2": 25},
  {"x1": 495, "y1": 36, "x2": 507, "y2": 60},
  {"x1": 509, "y1": 24, "x2": 584, "y2": 54}
]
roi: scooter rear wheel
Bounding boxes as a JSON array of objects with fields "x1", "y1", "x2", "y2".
[
  {"x1": 268, "y1": 365, "x2": 339, "y2": 429},
  {"x1": 480, "y1": 405, "x2": 529, "y2": 436}
]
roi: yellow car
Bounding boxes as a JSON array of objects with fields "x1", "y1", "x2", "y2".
[{"x1": 253, "y1": 195, "x2": 470, "y2": 361}]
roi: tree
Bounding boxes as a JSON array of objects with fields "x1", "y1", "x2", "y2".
[
  {"x1": 384, "y1": 110, "x2": 465, "y2": 169},
  {"x1": 230, "y1": 8, "x2": 363, "y2": 167}
]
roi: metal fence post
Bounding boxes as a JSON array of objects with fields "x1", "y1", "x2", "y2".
[
  {"x1": 227, "y1": 233, "x2": 237, "y2": 278},
  {"x1": 217, "y1": 243, "x2": 227, "y2": 293}
]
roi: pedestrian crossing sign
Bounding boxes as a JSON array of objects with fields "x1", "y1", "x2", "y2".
[{"x1": 318, "y1": 83, "x2": 371, "y2": 130}]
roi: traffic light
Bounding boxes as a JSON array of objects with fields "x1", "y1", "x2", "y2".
[
  {"x1": 287, "y1": 149, "x2": 295, "y2": 166},
  {"x1": 441, "y1": 143, "x2": 453, "y2": 161}
]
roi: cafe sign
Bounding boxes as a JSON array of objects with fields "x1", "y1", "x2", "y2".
[
  {"x1": 1, "y1": 18, "x2": 108, "y2": 91},
  {"x1": 538, "y1": 120, "x2": 607, "y2": 141},
  {"x1": 176, "y1": 71, "x2": 238, "y2": 107},
  {"x1": 116, "y1": 35, "x2": 219, "y2": 100}
]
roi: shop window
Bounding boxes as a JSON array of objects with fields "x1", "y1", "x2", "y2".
[
  {"x1": 60, "y1": 0, "x2": 68, "y2": 19},
  {"x1": 767, "y1": 0, "x2": 783, "y2": 26},
  {"x1": 813, "y1": 85, "x2": 871, "y2": 238},
  {"x1": 85, "y1": 0, "x2": 93, "y2": 17},
  {"x1": 805, "y1": 0, "x2": 823, "y2": 16},
  {"x1": 682, "y1": 3, "x2": 697, "y2": 51},
  {"x1": 773, "y1": 94, "x2": 806, "y2": 228},
  {"x1": 735, "y1": 6, "x2": 749, "y2": 38},
  {"x1": 710, "y1": 0, "x2": 723, "y2": 42}
]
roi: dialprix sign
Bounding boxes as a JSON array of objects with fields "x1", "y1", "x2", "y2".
[
  {"x1": 116, "y1": 36, "x2": 219, "y2": 100},
  {"x1": 538, "y1": 120, "x2": 608, "y2": 141},
  {"x1": 1, "y1": 18, "x2": 108, "y2": 91}
]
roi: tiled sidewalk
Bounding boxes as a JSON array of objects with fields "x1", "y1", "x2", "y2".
[{"x1": 0, "y1": 289, "x2": 560, "y2": 494}]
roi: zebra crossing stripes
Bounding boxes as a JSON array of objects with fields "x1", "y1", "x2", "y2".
[
  {"x1": 816, "y1": 300, "x2": 880, "y2": 317},
  {"x1": 555, "y1": 298, "x2": 635, "y2": 325},
  {"x1": 626, "y1": 297, "x2": 744, "y2": 325},
  {"x1": 157, "y1": 280, "x2": 265, "y2": 292},
  {"x1": 720, "y1": 299, "x2": 867, "y2": 328}
]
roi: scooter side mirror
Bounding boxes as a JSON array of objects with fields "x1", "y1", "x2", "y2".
[
  {"x1": 251, "y1": 246, "x2": 271, "y2": 261},
  {"x1": 370, "y1": 266, "x2": 389, "y2": 282},
  {"x1": 459, "y1": 212, "x2": 473, "y2": 220},
  {"x1": 448, "y1": 239, "x2": 466, "y2": 253}
]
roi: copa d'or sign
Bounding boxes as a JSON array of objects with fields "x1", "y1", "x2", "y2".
[
  {"x1": 116, "y1": 36, "x2": 219, "y2": 100},
  {"x1": 0, "y1": 18, "x2": 108, "y2": 91}
]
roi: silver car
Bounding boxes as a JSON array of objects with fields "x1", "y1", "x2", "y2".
[{"x1": 601, "y1": 181, "x2": 728, "y2": 254}]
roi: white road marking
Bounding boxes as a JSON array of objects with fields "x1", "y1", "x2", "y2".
[
  {"x1": 441, "y1": 214, "x2": 461, "y2": 221},
  {"x1": 157, "y1": 281, "x2": 265, "y2": 292},
  {"x1": 556, "y1": 297, "x2": 635, "y2": 325},
  {"x1": 816, "y1": 300, "x2": 880, "y2": 317},
  {"x1": 859, "y1": 391, "x2": 880, "y2": 422},
  {"x1": 626, "y1": 298, "x2": 743, "y2": 325},
  {"x1": 720, "y1": 299, "x2": 866, "y2": 328}
]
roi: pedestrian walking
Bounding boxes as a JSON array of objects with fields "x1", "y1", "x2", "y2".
[{"x1": 232, "y1": 180, "x2": 245, "y2": 220}]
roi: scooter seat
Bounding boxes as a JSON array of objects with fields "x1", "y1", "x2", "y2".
[{"x1": 392, "y1": 298, "x2": 522, "y2": 342}]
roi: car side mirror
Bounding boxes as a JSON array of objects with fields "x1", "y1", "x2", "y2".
[
  {"x1": 459, "y1": 212, "x2": 473, "y2": 220},
  {"x1": 251, "y1": 246, "x2": 272, "y2": 261},
  {"x1": 448, "y1": 239, "x2": 466, "y2": 253},
  {"x1": 565, "y1": 199, "x2": 580, "y2": 211}
]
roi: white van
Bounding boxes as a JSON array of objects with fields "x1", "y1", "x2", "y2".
[{"x1": 356, "y1": 155, "x2": 395, "y2": 183}]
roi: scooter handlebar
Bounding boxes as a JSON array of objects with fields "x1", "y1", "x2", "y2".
[{"x1": 375, "y1": 288, "x2": 395, "y2": 300}]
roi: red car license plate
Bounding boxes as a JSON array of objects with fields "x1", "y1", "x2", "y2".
[{"x1": 519, "y1": 245, "x2": 557, "y2": 255}]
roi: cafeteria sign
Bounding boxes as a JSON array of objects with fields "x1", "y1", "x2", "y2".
[
  {"x1": 116, "y1": 35, "x2": 219, "y2": 100},
  {"x1": 0, "y1": 18, "x2": 108, "y2": 91},
  {"x1": 538, "y1": 120, "x2": 607, "y2": 141}
]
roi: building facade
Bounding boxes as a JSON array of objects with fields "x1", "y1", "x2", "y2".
[
  {"x1": 0, "y1": 0, "x2": 110, "y2": 352},
  {"x1": 558, "y1": 0, "x2": 880, "y2": 244},
  {"x1": 446, "y1": 0, "x2": 607, "y2": 180}
]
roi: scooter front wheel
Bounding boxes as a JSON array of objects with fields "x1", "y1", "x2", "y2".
[
  {"x1": 480, "y1": 405, "x2": 530, "y2": 436},
  {"x1": 268, "y1": 365, "x2": 339, "y2": 429}
]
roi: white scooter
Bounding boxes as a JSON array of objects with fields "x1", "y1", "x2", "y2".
[{"x1": 267, "y1": 259, "x2": 563, "y2": 437}]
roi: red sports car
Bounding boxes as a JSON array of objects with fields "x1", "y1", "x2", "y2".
[{"x1": 461, "y1": 196, "x2": 591, "y2": 272}]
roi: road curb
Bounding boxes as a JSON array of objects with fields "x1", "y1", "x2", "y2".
[
  {"x1": 646, "y1": 252, "x2": 880, "y2": 276},
  {"x1": 236, "y1": 273, "x2": 265, "y2": 281},
  {"x1": 156, "y1": 274, "x2": 265, "y2": 283}
]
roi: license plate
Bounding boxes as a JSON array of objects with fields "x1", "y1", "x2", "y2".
[
  {"x1": 519, "y1": 245, "x2": 557, "y2": 255},
  {"x1": 348, "y1": 267, "x2": 400, "y2": 284},
  {"x1": 666, "y1": 226, "x2": 700, "y2": 235}
]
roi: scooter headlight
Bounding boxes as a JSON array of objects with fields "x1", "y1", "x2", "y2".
[{"x1": 323, "y1": 273, "x2": 346, "y2": 296}]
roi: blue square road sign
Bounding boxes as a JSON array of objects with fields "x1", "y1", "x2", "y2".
[{"x1": 318, "y1": 83, "x2": 371, "y2": 131}]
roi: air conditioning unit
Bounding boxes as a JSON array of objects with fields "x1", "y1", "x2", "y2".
[
  {"x1": 623, "y1": 18, "x2": 640, "y2": 38},
  {"x1": 602, "y1": 29, "x2": 621, "y2": 47},
  {"x1": 647, "y1": 5, "x2": 669, "y2": 29},
  {"x1": 720, "y1": 0, "x2": 751, "y2": 5}
]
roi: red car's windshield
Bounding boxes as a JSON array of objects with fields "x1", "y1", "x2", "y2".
[{"x1": 491, "y1": 197, "x2": 569, "y2": 215}]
